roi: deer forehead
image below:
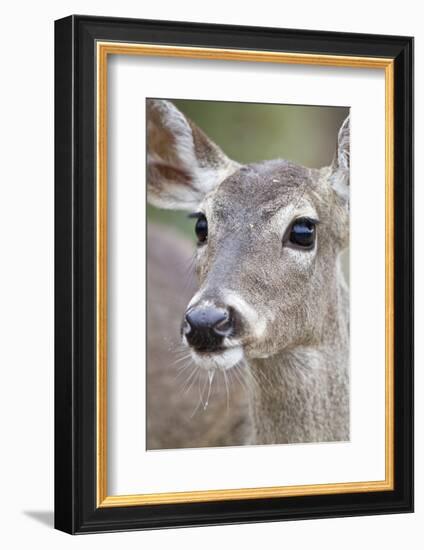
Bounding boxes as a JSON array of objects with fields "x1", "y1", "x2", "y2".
[{"x1": 201, "y1": 160, "x2": 323, "y2": 227}]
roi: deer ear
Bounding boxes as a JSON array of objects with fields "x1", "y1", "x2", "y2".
[
  {"x1": 146, "y1": 99, "x2": 239, "y2": 211},
  {"x1": 329, "y1": 115, "x2": 350, "y2": 203}
]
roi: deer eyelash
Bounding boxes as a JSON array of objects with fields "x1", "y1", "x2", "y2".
[
  {"x1": 297, "y1": 216, "x2": 320, "y2": 225},
  {"x1": 187, "y1": 212, "x2": 204, "y2": 219}
]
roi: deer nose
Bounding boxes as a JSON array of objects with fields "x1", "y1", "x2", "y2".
[{"x1": 183, "y1": 306, "x2": 233, "y2": 352}]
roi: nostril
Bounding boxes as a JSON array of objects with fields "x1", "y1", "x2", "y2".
[
  {"x1": 213, "y1": 311, "x2": 233, "y2": 336},
  {"x1": 182, "y1": 318, "x2": 192, "y2": 336}
]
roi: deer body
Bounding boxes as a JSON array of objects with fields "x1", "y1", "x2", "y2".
[{"x1": 147, "y1": 100, "x2": 350, "y2": 445}]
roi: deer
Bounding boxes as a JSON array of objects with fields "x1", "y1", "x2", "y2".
[{"x1": 147, "y1": 99, "x2": 350, "y2": 445}]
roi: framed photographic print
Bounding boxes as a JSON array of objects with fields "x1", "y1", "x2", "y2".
[{"x1": 54, "y1": 15, "x2": 413, "y2": 534}]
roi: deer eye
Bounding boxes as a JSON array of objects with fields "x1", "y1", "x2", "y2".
[
  {"x1": 288, "y1": 217, "x2": 317, "y2": 249},
  {"x1": 194, "y1": 214, "x2": 208, "y2": 244}
]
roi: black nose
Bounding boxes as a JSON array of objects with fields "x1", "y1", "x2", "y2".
[{"x1": 183, "y1": 306, "x2": 233, "y2": 352}]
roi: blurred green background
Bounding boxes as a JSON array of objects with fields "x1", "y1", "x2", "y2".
[{"x1": 147, "y1": 99, "x2": 349, "y2": 240}]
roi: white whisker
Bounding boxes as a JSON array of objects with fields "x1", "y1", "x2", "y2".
[
  {"x1": 174, "y1": 363, "x2": 192, "y2": 382},
  {"x1": 222, "y1": 368, "x2": 230, "y2": 412},
  {"x1": 189, "y1": 371, "x2": 203, "y2": 418},
  {"x1": 179, "y1": 365, "x2": 198, "y2": 394},
  {"x1": 182, "y1": 367, "x2": 199, "y2": 395},
  {"x1": 198, "y1": 369, "x2": 209, "y2": 408},
  {"x1": 232, "y1": 363, "x2": 251, "y2": 395},
  {"x1": 173, "y1": 353, "x2": 192, "y2": 366}
]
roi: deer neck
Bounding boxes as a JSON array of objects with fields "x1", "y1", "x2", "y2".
[{"x1": 246, "y1": 277, "x2": 349, "y2": 445}]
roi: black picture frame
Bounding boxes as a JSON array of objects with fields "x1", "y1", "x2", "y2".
[{"x1": 55, "y1": 14, "x2": 413, "y2": 534}]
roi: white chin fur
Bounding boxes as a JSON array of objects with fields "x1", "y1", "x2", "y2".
[{"x1": 190, "y1": 347, "x2": 244, "y2": 371}]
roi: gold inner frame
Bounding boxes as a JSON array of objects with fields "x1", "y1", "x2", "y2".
[{"x1": 96, "y1": 42, "x2": 395, "y2": 508}]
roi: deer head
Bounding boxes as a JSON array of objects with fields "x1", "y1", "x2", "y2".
[{"x1": 147, "y1": 99, "x2": 350, "y2": 372}]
